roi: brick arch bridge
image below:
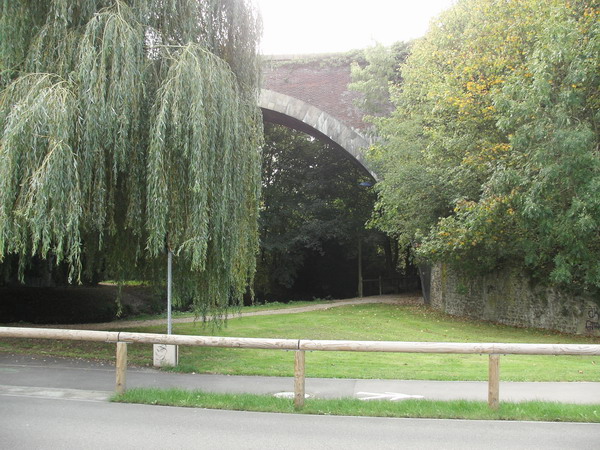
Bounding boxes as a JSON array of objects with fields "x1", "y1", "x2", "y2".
[{"x1": 260, "y1": 55, "x2": 376, "y2": 179}]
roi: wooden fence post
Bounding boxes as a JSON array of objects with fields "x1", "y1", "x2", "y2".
[
  {"x1": 116, "y1": 341, "x2": 128, "y2": 395},
  {"x1": 294, "y1": 350, "x2": 306, "y2": 409},
  {"x1": 488, "y1": 354, "x2": 500, "y2": 409}
]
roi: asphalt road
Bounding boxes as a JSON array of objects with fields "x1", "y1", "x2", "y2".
[{"x1": 2, "y1": 395, "x2": 599, "y2": 450}]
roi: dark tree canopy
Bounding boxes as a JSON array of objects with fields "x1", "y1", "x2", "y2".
[
  {"x1": 0, "y1": 0, "x2": 263, "y2": 317},
  {"x1": 256, "y1": 123, "x2": 398, "y2": 300}
]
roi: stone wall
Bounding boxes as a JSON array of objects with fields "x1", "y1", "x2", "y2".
[{"x1": 430, "y1": 263, "x2": 600, "y2": 336}]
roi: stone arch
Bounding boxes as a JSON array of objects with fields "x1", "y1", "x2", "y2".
[{"x1": 259, "y1": 89, "x2": 376, "y2": 180}]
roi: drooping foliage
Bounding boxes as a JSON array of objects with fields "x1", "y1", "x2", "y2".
[
  {"x1": 370, "y1": 0, "x2": 600, "y2": 293},
  {"x1": 0, "y1": 0, "x2": 263, "y2": 317}
]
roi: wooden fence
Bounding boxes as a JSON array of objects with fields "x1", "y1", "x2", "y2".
[{"x1": 1, "y1": 326, "x2": 599, "y2": 409}]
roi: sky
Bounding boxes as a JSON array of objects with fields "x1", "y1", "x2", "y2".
[{"x1": 254, "y1": 0, "x2": 456, "y2": 55}]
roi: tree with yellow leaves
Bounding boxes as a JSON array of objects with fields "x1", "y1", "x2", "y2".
[{"x1": 372, "y1": 0, "x2": 600, "y2": 293}]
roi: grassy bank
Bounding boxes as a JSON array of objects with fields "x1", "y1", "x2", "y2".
[
  {"x1": 2, "y1": 302, "x2": 599, "y2": 381},
  {"x1": 113, "y1": 388, "x2": 600, "y2": 423}
]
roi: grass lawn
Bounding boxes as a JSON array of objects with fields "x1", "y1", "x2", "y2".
[{"x1": 2, "y1": 303, "x2": 599, "y2": 382}]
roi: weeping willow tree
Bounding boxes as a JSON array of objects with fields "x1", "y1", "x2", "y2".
[{"x1": 0, "y1": 0, "x2": 263, "y2": 319}]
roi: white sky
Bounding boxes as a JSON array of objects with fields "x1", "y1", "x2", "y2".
[{"x1": 255, "y1": 0, "x2": 456, "y2": 55}]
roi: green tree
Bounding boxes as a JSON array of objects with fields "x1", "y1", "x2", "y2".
[
  {"x1": 372, "y1": 0, "x2": 600, "y2": 292},
  {"x1": 349, "y1": 42, "x2": 410, "y2": 117},
  {"x1": 0, "y1": 0, "x2": 263, "y2": 317},
  {"x1": 489, "y1": 1, "x2": 600, "y2": 288}
]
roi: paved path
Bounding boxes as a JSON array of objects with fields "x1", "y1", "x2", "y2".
[
  {"x1": 1, "y1": 354, "x2": 599, "y2": 404},
  {"x1": 46, "y1": 294, "x2": 423, "y2": 330}
]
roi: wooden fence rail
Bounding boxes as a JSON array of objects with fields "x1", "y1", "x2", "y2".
[{"x1": 1, "y1": 326, "x2": 599, "y2": 409}]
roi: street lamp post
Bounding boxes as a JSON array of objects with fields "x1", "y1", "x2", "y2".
[
  {"x1": 167, "y1": 248, "x2": 173, "y2": 335},
  {"x1": 153, "y1": 246, "x2": 178, "y2": 367}
]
